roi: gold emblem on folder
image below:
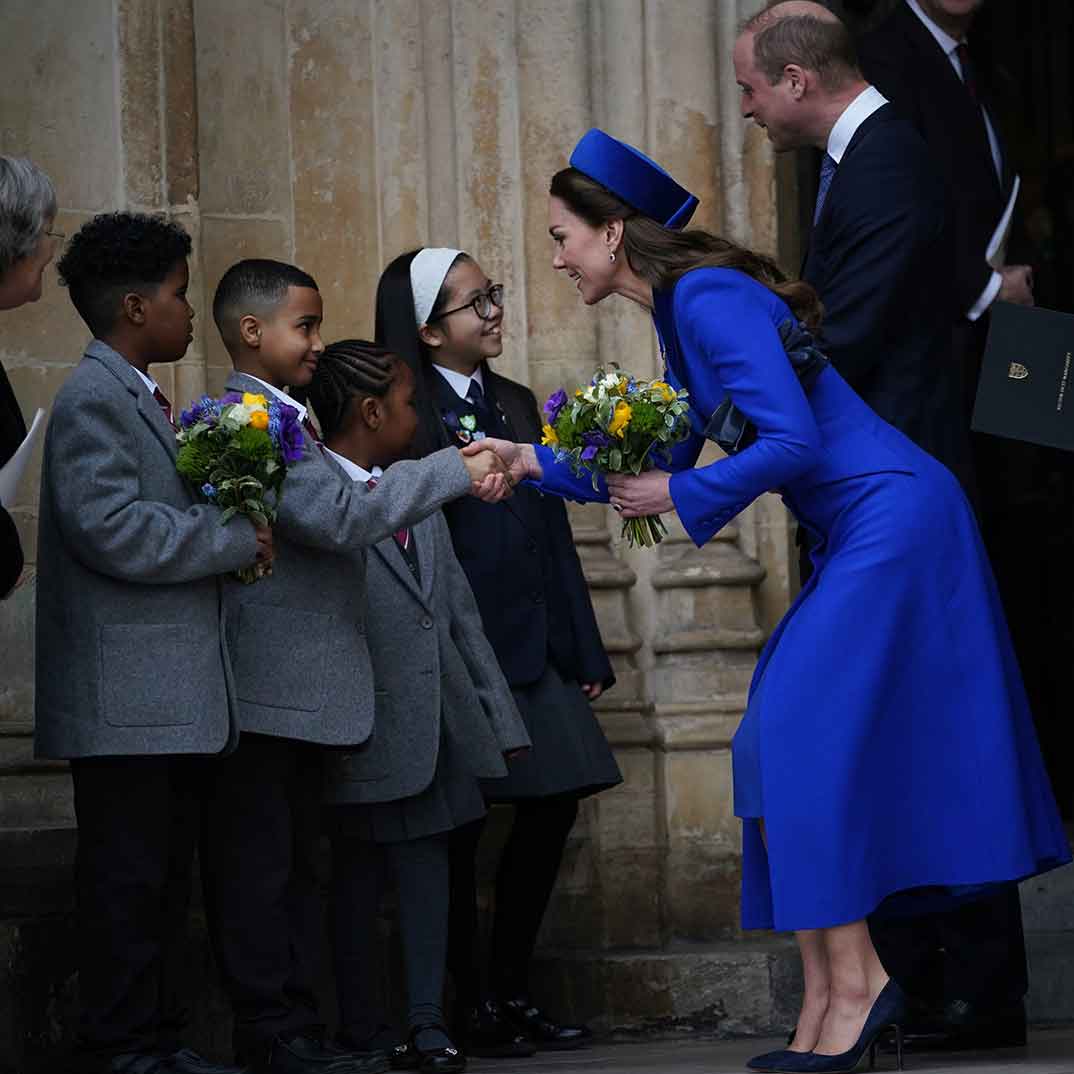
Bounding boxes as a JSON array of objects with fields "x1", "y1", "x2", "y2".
[{"x1": 1008, "y1": 362, "x2": 1029, "y2": 380}]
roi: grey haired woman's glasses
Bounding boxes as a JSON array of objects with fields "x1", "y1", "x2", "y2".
[{"x1": 429, "y1": 283, "x2": 504, "y2": 322}]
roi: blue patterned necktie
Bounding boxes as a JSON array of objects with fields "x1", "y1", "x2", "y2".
[{"x1": 813, "y1": 153, "x2": 837, "y2": 224}]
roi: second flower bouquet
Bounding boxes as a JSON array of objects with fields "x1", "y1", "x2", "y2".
[
  {"x1": 175, "y1": 391, "x2": 305, "y2": 583},
  {"x1": 540, "y1": 367, "x2": 692, "y2": 547}
]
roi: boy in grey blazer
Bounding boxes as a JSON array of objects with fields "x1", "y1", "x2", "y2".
[
  {"x1": 199, "y1": 261, "x2": 511, "y2": 1073},
  {"x1": 308, "y1": 340, "x2": 529, "y2": 1069},
  {"x1": 35, "y1": 214, "x2": 268, "y2": 1074}
]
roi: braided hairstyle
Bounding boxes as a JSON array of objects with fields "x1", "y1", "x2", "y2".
[{"x1": 306, "y1": 339, "x2": 400, "y2": 442}]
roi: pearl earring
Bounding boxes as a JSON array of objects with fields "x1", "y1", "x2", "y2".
[{"x1": 609, "y1": 251, "x2": 616, "y2": 263}]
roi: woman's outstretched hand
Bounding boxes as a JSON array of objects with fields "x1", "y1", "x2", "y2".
[
  {"x1": 606, "y1": 471, "x2": 674, "y2": 518},
  {"x1": 461, "y1": 438, "x2": 541, "y2": 498},
  {"x1": 461, "y1": 449, "x2": 512, "y2": 502}
]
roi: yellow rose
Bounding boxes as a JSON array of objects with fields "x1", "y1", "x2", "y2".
[
  {"x1": 541, "y1": 423, "x2": 559, "y2": 447},
  {"x1": 617, "y1": 376, "x2": 629, "y2": 394},
  {"x1": 608, "y1": 400, "x2": 632, "y2": 438},
  {"x1": 575, "y1": 388, "x2": 583, "y2": 398},
  {"x1": 249, "y1": 410, "x2": 270, "y2": 430},
  {"x1": 650, "y1": 380, "x2": 675, "y2": 401},
  {"x1": 242, "y1": 392, "x2": 268, "y2": 409}
]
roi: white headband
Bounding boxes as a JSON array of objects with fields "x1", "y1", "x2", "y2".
[{"x1": 410, "y1": 247, "x2": 464, "y2": 327}]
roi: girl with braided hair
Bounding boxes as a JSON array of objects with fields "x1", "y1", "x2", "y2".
[{"x1": 311, "y1": 340, "x2": 530, "y2": 1074}]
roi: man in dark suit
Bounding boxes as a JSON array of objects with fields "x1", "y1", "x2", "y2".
[
  {"x1": 856, "y1": 0, "x2": 1036, "y2": 1049},
  {"x1": 735, "y1": 1, "x2": 971, "y2": 491}
]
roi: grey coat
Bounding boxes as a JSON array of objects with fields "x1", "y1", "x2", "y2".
[
  {"x1": 221, "y1": 371, "x2": 472, "y2": 746},
  {"x1": 34, "y1": 342, "x2": 259, "y2": 760},
  {"x1": 324, "y1": 500, "x2": 530, "y2": 805}
]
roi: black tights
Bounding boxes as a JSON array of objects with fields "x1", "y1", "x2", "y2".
[
  {"x1": 447, "y1": 794, "x2": 579, "y2": 1007},
  {"x1": 331, "y1": 825, "x2": 452, "y2": 1044}
]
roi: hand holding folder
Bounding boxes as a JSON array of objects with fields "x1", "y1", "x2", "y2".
[{"x1": 972, "y1": 302, "x2": 1074, "y2": 452}]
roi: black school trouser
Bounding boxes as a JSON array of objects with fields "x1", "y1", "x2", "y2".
[
  {"x1": 200, "y1": 734, "x2": 324, "y2": 1062},
  {"x1": 70, "y1": 754, "x2": 205, "y2": 1062}
]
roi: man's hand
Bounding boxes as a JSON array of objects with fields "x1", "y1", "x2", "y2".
[
  {"x1": 254, "y1": 525, "x2": 274, "y2": 565},
  {"x1": 504, "y1": 746, "x2": 531, "y2": 761},
  {"x1": 606, "y1": 471, "x2": 674, "y2": 518},
  {"x1": 581, "y1": 682, "x2": 604, "y2": 701},
  {"x1": 461, "y1": 449, "x2": 512, "y2": 503},
  {"x1": 998, "y1": 264, "x2": 1034, "y2": 306},
  {"x1": 461, "y1": 437, "x2": 540, "y2": 487}
]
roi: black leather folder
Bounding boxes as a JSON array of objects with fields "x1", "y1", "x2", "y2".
[{"x1": 972, "y1": 301, "x2": 1074, "y2": 452}]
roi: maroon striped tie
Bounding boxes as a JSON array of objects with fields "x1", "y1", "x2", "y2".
[
  {"x1": 365, "y1": 476, "x2": 410, "y2": 551},
  {"x1": 153, "y1": 386, "x2": 176, "y2": 430}
]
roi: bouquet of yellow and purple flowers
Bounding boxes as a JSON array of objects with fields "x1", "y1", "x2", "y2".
[
  {"x1": 540, "y1": 366, "x2": 692, "y2": 548},
  {"x1": 175, "y1": 390, "x2": 304, "y2": 583}
]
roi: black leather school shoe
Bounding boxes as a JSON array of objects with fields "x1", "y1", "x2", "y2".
[
  {"x1": 499, "y1": 998, "x2": 590, "y2": 1051},
  {"x1": 455, "y1": 1000, "x2": 536, "y2": 1058},
  {"x1": 388, "y1": 1026, "x2": 465, "y2": 1073}
]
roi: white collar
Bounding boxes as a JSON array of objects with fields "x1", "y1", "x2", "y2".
[
  {"x1": 130, "y1": 365, "x2": 160, "y2": 395},
  {"x1": 241, "y1": 374, "x2": 307, "y2": 423},
  {"x1": 826, "y1": 85, "x2": 889, "y2": 164},
  {"x1": 432, "y1": 363, "x2": 484, "y2": 401},
  {"x1": 905, "y1": 0, "x2": 962, "y2": 58},
  {"x1": 322, "y1": 447, "x2": 382, "y2": 484}
]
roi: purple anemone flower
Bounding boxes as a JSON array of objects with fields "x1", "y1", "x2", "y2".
[
  {"x1": 276, "y1": 404, "x2": 305, "y2": 465},
  {"x1": 543, "y1": 388, "x2": 568, "y2": 424},
  {"x1": 179, "y1": 394, "x2": 219, "y2": 429},
  {"x1": 220, "y1": 391, "x2": 244, "y2": 406},
  {"x1": 580, "y1": 429, "x2": 611, "y2": 462}
]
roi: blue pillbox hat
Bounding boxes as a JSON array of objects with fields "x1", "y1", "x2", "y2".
[{"x1": 569, "y1": 128, "x2": 699, "y2": 230}]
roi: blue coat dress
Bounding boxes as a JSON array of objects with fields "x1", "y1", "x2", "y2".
[{"x1": 534, "y1": 267, "x2": 1070, "y2": 932}]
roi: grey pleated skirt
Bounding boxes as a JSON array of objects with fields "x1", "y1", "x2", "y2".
[
  {"x1": 347, "y1": 725, "x2": 487, "y2": 844},
  {"x1": 481, "y1": 661, "x2": 622, "y2": 802}
]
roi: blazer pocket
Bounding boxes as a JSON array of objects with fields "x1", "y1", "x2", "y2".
[
  {"x1": 99, "y1": 624, "x2": 198, "y2": 727},
  {"x1": 233, "y1": 604, "x2": 331, "y2": 712},
  {"x1": 337, "y1": 691, "x2": 390, "y2": 780}
]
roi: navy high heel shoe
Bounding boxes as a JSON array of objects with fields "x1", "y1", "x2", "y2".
[
  {"x1": 746, "y1": 1031, "x2": 810, "y2": 1072},
  {"x1": 804, "y1": 979, "x2": 908, "y2": 1073}
]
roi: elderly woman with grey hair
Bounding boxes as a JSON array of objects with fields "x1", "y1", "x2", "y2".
[{"x1": 0, "y1": 155, "x2": 58, "y2": 597}]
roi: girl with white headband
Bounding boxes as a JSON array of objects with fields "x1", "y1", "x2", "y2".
[{"x1": 375, "y1": 248, "x2": 621, "y2": 1059}]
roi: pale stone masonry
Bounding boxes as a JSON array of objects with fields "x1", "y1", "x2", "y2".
[{"x1": 0, "y1": 0, "x2": 815, "y2": 1058}]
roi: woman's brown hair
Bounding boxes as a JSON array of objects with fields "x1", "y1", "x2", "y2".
[{"x1": 549, "y1": 167, "x2": 823, "y2": 331}]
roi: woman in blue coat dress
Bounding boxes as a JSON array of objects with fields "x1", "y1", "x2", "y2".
[{"x1": 466, "y1": 129, "x2": 1071, "y2": 1074}]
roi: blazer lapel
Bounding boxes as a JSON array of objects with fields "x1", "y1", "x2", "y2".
[
  {"x1": 372, "y1": 537, "x2": 428, "y2": 604},
  {"x1": 87, "y1": 345, "x2": 177, "y2": 459}
]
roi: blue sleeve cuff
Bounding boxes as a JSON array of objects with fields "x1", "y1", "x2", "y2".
[{"x1": 532, "y1": 444, "x2": 610, "y2": 503}]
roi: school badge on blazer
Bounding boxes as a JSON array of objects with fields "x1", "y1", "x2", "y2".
[{"x1": 972, "y1": 301, "x2": 1074, "y2": 453}]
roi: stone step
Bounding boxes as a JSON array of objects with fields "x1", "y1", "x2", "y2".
[
  {"x1": 532, "y1": 924, "x2": 1074, "y2": 1037},
  {"x1": 531, "y1": 939, "x2": 804, "y2": 1038},
  {"x1": 0, "y1": 769, "x2": 75, "y2": 827}
]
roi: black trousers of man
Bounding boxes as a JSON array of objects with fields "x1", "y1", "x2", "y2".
[
  {"x1": 70, "y1": 755, "x2": 205, "y2": 1066},
  {"x1": 200, "y1": 734, "x2": 324, "y2": 1063}
]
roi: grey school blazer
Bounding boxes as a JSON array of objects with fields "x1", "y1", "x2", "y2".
[
  {"x1": 34, "y1": 342, "x2": 259, "y2": 760},
  {"x1": 324, "y1": 501, "x2": 530, "y2": 805},
  {"x1": 221, "y1": 370, "x2": 472, "y2": 746}
]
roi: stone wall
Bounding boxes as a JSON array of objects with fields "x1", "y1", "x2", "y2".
[{"x1": 0, "y1": 0, "x2": 798, "y2": 1048}]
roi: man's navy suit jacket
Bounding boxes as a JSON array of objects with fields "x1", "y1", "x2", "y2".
[
  {"x1": 802, "y1": 102, "x2": 971, "y2": 486},
  {"x1": 857, "y1": 1, "x2": 1012, "y2": 322}
]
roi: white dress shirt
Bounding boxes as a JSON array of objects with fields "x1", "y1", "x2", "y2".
[
  {"x1": 905, "y1": 0, "x2": 1004, "y2": 319},
  {"x1": 432, "y1": 363, "x2": 484, "y2": 401},
  {"x1": 322, "y1": 448, "x2": 381, "y2": 485},
  {"x1": 826, "y1": 85, "x2": 888, "y2": 164},
  {"x1": 130, "y1": 366, "x2": 161, "y2": 396}
]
